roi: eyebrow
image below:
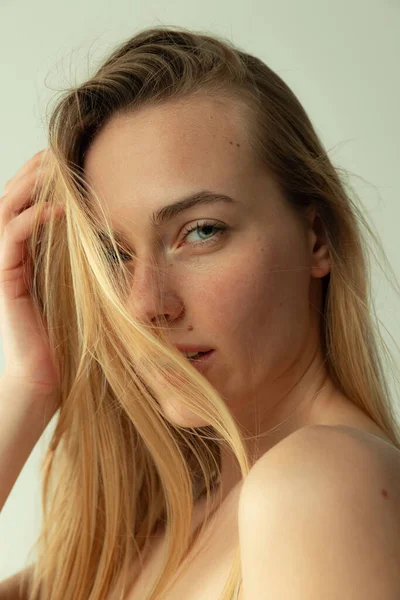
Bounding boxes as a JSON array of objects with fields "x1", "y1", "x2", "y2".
[{"x1": 102, "y1": 190, "x2": 237, "y2": 248}]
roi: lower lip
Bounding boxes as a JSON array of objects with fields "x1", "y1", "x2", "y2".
[{"x1": 186, "y1": 349, "x2": 215, "y2": 374}]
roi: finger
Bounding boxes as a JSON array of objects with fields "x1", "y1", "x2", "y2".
[
  {"x1": 0, "y1": 169, "x2": 49, "y2": 230},
  {"x1": 0, "y1": 204, "x2": 63, "y2": 277}
]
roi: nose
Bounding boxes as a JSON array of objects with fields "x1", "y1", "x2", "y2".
[{"x1": 129, "y1": 256, "x2": 183, "y2": 326}]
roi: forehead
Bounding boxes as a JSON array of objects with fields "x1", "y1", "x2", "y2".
[{"x1": 84, "y1": 95, "x2": 255, "y2": 206}]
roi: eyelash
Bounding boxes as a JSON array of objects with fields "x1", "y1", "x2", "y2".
[
  {"x1": 106, "y1": 220, "x2": 228, "y2": 263},
  {"x1": 179, "y1": 219, "x2": 228, "y2": 248}
]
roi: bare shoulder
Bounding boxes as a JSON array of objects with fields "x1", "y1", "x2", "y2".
[
  {"x1": 239, "y1": 425, "x2": 400, "y2": 524},
  {"x1": 0, "y1": 565, "x2": 32, "y2": 600},
  {"x1": 240, "y1": 423, "x2": 400, "y2": 500},
  {"x1": 238, "y1": 425, "x2": 400, "y2": 598}
]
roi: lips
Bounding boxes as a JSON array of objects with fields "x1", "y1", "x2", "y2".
[
  {"x1": 187, "y1": 349, "x2": 213, "y2": 360},
  {"x1": 156, "y1": 349, "x2": 215, "y2": 384},
  {"x1": 185, "y1": 349, "x2": 215, "y2": 373},
  {"x1": 174, "y1": 344, "x2": 214, "y2": 353}
]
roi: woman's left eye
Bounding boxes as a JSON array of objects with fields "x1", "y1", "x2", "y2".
[{"x1": 179, "y1": 220, "x2": 228, "y2": 248}]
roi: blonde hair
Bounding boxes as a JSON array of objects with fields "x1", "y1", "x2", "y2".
[{"x1": 21, "y1": 25, "x2": 400, "y2": 599}]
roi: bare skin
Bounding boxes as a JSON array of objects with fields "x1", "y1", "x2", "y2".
[
  {"x1": 83, "y1": 95, "x2": 398, "y2": 599},
  {"x1": 119, "y1": 397, "x2": 396, "y2": 600}
]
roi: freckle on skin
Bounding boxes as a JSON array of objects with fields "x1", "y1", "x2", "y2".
[{"x1": 381, "y1": 489, "x2": 389, "y2": 498}]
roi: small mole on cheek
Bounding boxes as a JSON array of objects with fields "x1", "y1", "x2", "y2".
[
  {"x1": 381, "y1": 488, "x2": 389, "y2": 499},
  {"x1": 228, "y1": 140, "x2": 241, "y2": 147}
]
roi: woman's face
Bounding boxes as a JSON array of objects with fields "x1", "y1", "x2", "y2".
[{"x1": 84, "y1": 94, "x2": 331, "y2": 432}]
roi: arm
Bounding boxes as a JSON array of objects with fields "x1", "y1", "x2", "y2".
[
  {"x1": 0, "y1": 376, "x2": 57, "y2": 513},
  {"x1": 0, "y1": 566, "x2": 32, "y2": 599},
  {"x1": 0, "y1": 378, "x2": 55, "y2": 600},
  {"x1": 0, "y1": 377, "x2": 55, "y2": 596}
]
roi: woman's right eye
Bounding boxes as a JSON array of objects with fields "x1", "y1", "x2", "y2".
[{"x1": 105, "y1": 247, "x2": 133, "y2": 263}]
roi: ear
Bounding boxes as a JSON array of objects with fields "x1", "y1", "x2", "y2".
[{"x1": 306, "y1": 206, "x2": 331, "y2": 279}]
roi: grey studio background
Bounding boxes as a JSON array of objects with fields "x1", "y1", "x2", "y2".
[{"x1": 1, "y1": 0, "x2": 399, "y2": 580}]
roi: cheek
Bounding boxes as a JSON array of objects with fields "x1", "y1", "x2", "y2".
[
  {"x1": 186, "y1": 258, "x2": 258, "y2": 329},
  {"x1": 194, "y1": 242, "x2": 311, "y2": 353}
]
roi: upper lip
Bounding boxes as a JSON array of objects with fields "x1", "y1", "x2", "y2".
[{"x1": 174, "y1": 344, "x2": 214, "y2": 353}]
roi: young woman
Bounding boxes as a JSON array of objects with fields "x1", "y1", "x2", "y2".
[{"x1": 1, "y1": 25, "x2": 399, "y2": 600}]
